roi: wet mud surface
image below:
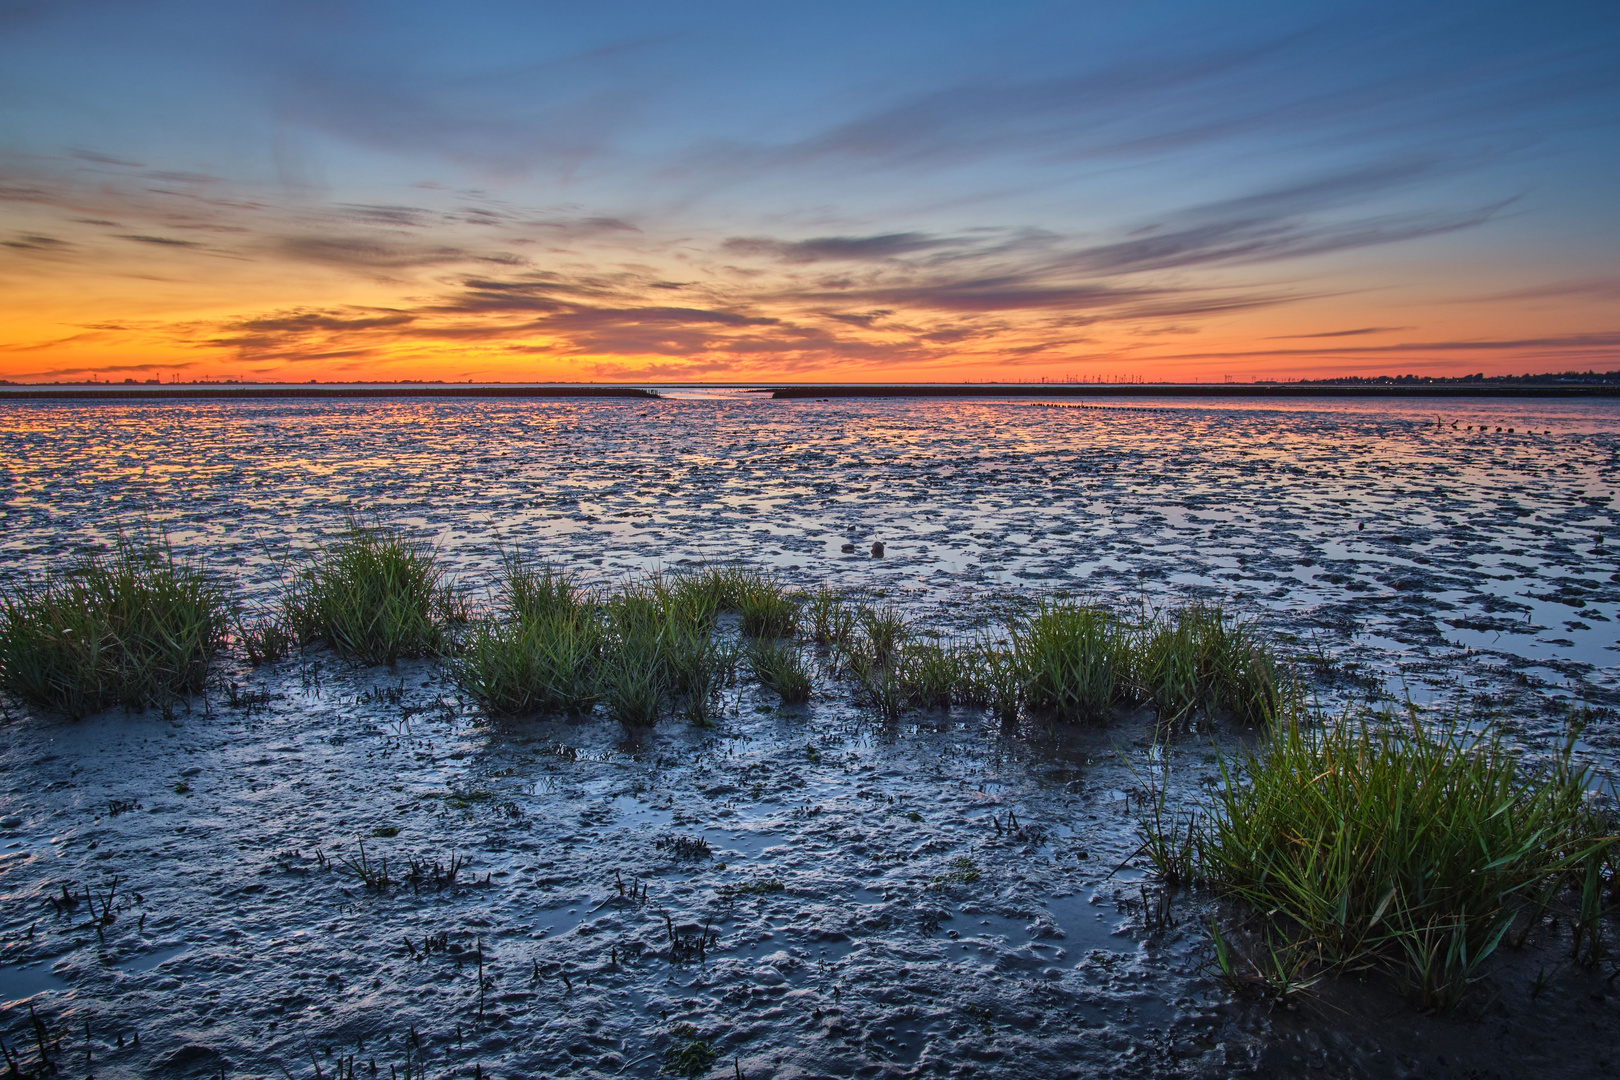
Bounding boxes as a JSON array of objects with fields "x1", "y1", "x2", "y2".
[{"x1": 1, "y1": 393, "x2": 1618, "y2": 1077}]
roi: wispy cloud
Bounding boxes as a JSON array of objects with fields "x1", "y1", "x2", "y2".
[
  {"x1": 723, "y1": 232, "x2": 954, "y2": 263},
  {"x1": 117, "y1": 234, "x2": 203, "y2": 247},
  {"x1": 1153, "y1": 331, "x2": 1620, "y2": 361},
  {"x1": 1456, "y1": 278, "x2": 1620, "y2": 304},
  {"x1": 1268, "y1": 327, "x2": 1411, "y2": 338},
  {"x1": 2, "y1": 233, "x2": 71, "y2": 250},
  {"x1": 2, "y1": 1, "x2": 1616, "y2": 380},
  {"x1": 276, "y1": 235, "x2": 482, "y2": 269}
]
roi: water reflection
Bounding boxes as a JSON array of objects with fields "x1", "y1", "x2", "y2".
[{"x1": 1, "y1": 394, "x2": 1614, "y2": 708}]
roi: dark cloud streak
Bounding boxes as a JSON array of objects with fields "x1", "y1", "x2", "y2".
[
  {"x1": 1269, "y1": 327, "x2": 1411, "y2": 339},
  {"x1": 723, "y1": 232, "x2": 953, "y2": 263},
  {"x1": 117, "y1": 234, "x2": 201, "y2": 247}
]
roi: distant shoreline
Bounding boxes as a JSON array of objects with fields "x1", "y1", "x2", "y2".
[
  {"x1": 0, "y1": 385, "x2": 658, "y2": 401},
  {"x1": 767, "y1": 383, "x2": 1620, "y2": 400},
  {"x1": 0, "y1": 382, "x2": 1615, "y2": 401}
]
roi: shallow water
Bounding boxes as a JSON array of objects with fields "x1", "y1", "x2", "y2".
[
  {"x1": 5, "y1": 393, "x2": 1618, "y2": 690},
  {"x1": 1, "y1": 393, "x2": 1618, "y2": 1078}
]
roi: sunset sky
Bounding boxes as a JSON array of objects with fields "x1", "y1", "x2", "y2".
[{"x1": 1, "y1": 0, "x2": 1617, "y2": 384}]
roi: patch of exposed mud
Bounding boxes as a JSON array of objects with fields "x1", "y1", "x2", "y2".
[
  {"x1": 0, "y1": 660, "x2": 1217, "y2": 1078},
  {"x1": 2, "y1": 394, "x2": 1615, "y2": 720},
  {"x1": 1, "y1": 394, "x2": 1618, "y2": 1077}
]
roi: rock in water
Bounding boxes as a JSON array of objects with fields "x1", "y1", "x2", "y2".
[{"x1": 870, "y1": 541, "x2": 885, "y2": 557}]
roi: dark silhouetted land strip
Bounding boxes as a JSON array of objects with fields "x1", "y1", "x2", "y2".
[
  {"x1": 0, "y1": 384, "x2": 658, "y2": 401},
  {"x1": 769, "y1": 383, "x2": 1620, "y2": 400}
]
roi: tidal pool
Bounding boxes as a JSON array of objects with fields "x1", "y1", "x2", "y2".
[{"x1": 0, "y1": 393, "x2": 1616, "y2": 1077}]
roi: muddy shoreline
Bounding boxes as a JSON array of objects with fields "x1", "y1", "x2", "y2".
[
  {"x1": 1, "y1": 395, "x2": 1617, "y2": 1077},
  {"x1": 3, "y1": 650, "x2": 1617, "y2": 1079},
  {"x1": 0, "y1": 387, "x2": 657, "y2": 401},
  {"x1": 768, "y1": 385, "x2": 1620, "y2": 400}
]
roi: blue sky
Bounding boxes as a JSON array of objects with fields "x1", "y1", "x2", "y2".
[{"x1": 1, "y1": 0, "x2": 1616, "y2": 381}]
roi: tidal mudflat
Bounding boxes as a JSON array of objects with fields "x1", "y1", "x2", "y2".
[{"x1": 1, "y1": 392, "x2": 1617, "y2": 1078}]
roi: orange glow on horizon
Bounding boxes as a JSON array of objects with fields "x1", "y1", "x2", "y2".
[{"x1": 2, "y1": 175, "x2": 1615, "y2": 386}]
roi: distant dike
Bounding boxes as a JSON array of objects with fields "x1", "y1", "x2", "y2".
[
  {"x1": 768, "y1": 384, "x2": 1620, "y2": 400},
  {"x1": 0, "y1": 385, "x2": 658, "y2": 400},
  {"x1": 1, "y1": 382, "x2": 1614, "y2": 401}
]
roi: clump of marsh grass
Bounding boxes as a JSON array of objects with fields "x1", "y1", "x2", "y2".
[
  {"x1": 854, "y1": 604, "x2": 907, "y2": 667},
  {"x1": 1143, "y1": 704, "x2": 1618, "y2": 1009},
  {"x1": 0, "y1": 539, "x2": 229, "y2": 717},
  {"x1": 851, "y1": 652, "x2": 907, "y2": 722},
  {"x1": 836, "y1": 610, "x2": 1024, "y2": 722},
  {"x1": 601, "y1": 573, "x2": 740, "y2": 725},
  {"x1": 287, "y1": 524, "x2": 463, "y2": 664},
  {"x1": 749, "y1": 637, "x2": 812, "y2": 704},
  {"x1": 829, "y1": 601, "x2": 912, "y2": 719},
  {"x1": 235, "y1": 608, "x2": 296, "y2": 665},
  {"x1": 448, "y1": 553, "x2": 600, "y2": 717},
  {"x1": 601, "y1": 622, "x2": 666, "y2": 727},
  {"x1": 499, "y1": 553, "x2": 585, "y2": 623},
  {"x1": 664, "y1": 568, "x2": 725, "y2": 630},
  {"x1": 804, "y1": 586, "x2": 854, "y2": 648},
  {"x1": 730, "y1": 569, "x2": 798, "y2": 638},
  {"x1": 451, "y1": 562, "x2": 749, "y2": 726},
  {"x1": 1137, "y1": 603, "x2": 1286, "y2": 724},
  {"x1": 896, "y1": 641, "x2": 958, "y2": 711},
  {"x1": 604, "y1": 577, "x2": 665, "y2": 636},
  {"x1": 667, "y1": 618, "x2": 734, "y2": 724},
  {"x1": 1012, "y1": 599, "x2": 1130, "y2": 723},
  {"x1": 451, "y1": 614, "x2": 601, "y2": 717},
  {"x1": 954, "y1": 637, "x2": 1022, "y2": 724}
]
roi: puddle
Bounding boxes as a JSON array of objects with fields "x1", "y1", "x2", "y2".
[
  {"x1": 120, "y1": 944, "x2": 187, "y2": 973},
  {"x1": 0, "y1": 961, "x2": 66, "y2": 1003}
]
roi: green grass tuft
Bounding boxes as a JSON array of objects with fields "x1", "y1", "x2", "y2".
[
  {"x1": 854, "y1": 603, "x2": 907, "y2": 667},
  {"x1": 664, "y1": 567, "x2": 726, "y2": 629},
  {"x1": 1144, "y1": 705, "x2": 1618, "y2": 1009},
  {"x1": 954, "y1": 637, "x2": 1022, "y2": 723},
  {"x1": 0, "y1": 539, "x2": 229, "y2": 717},
  {"x1": 451, "y1": 566, "x2": 745, "y2": 726},
  {"x1": 666, "y1": 617, "x2": 733, "y2": 724},
  {"x1": 1138, "y1": 603, "x2": 1286, "y2": 724},
  {"x1": 731, "y1": 569, "x2": 798, "y2": 638},
  {"x1": 499, "y1": 552, "x2": 586, "y2": 623},
  {"x1": 804, "y1": 586, "x2": 854, "y2": 647},
  {"x1": 235, "y1": 608, "x2": 295, "y2": 665},
  {"x1": 1012, "y1": 599, "x2": 1129, "y2": 723},
  {"x1": 287, "y1": 524, "x2": 462, "y2": 664},
  {"x1": 602, "y1": 627, "x2": 665, "y2": 726},
  {"x1": 604, "y1": 578, "x2": 665, "y2": 637},
  {"x1": 750, "y1": 636, "x2": 812, "y2": 704},
  {"x1": 851, "y1": 652, "x2": 907, "y2": 722},
  {"x1": 449, "y1": 613, "x2": 601, "y2": 717},
  {"x1": 896, "y1": 641, "x2": 958, "y2": 710}
]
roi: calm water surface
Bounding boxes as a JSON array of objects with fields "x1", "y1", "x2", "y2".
[{"x1": 4, "y1": 392, "x2": 1615, "y2": 700}]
